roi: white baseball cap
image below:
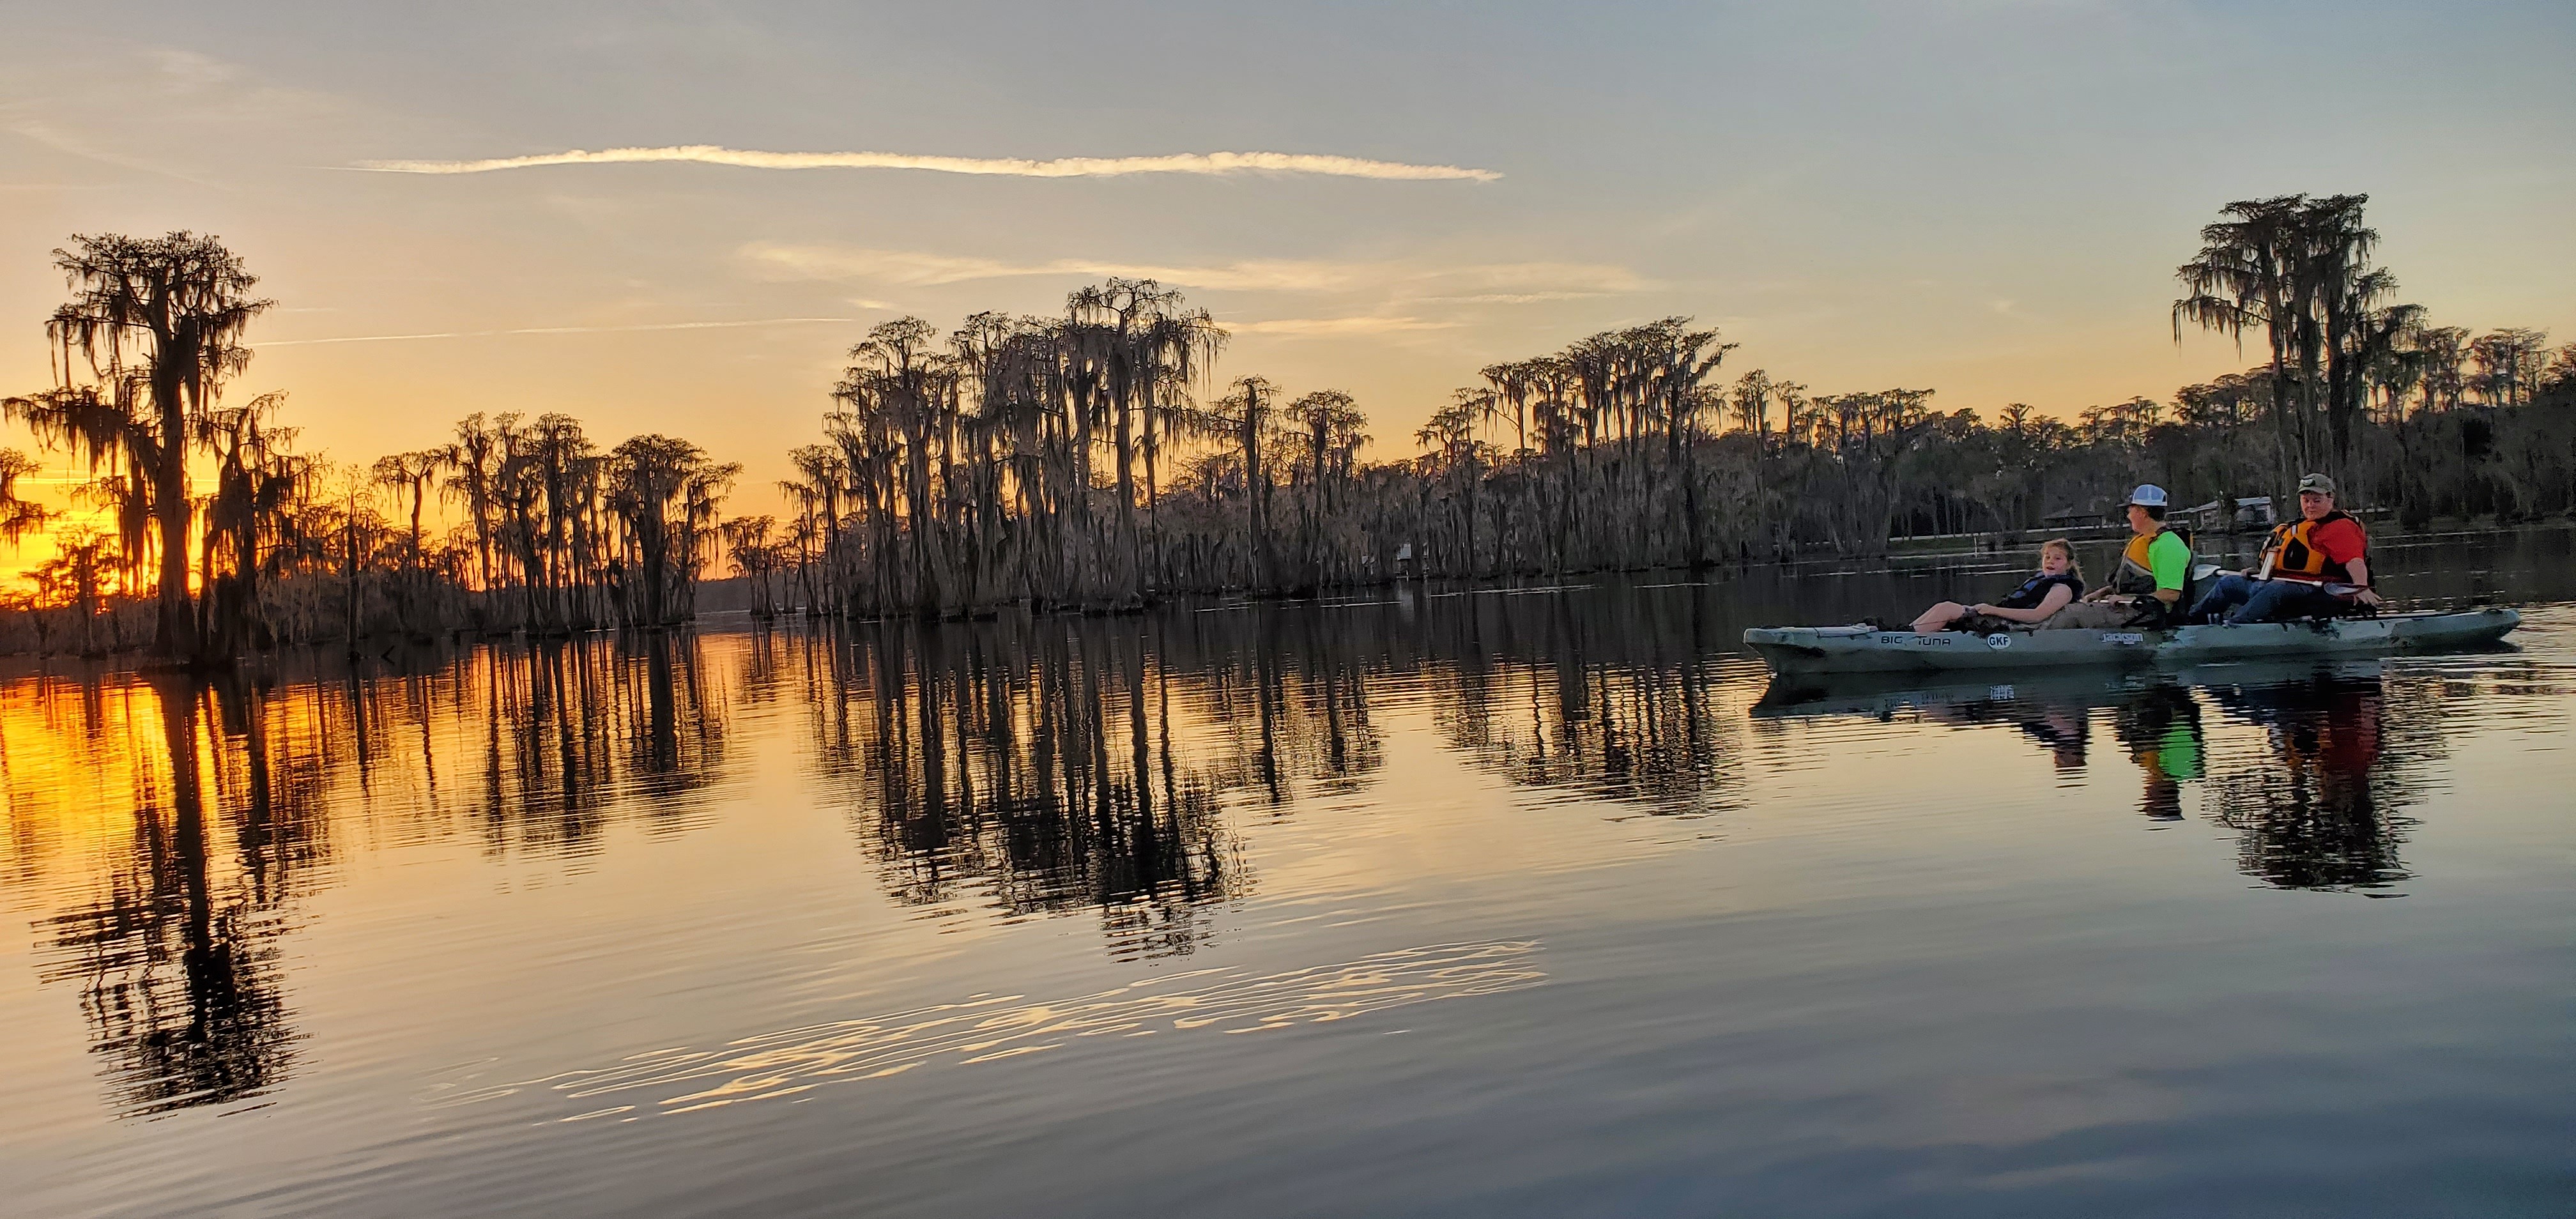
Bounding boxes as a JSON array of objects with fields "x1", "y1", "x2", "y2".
[{"x1": 2126, "y1": 484, "x2": 2168, "y2": 509}]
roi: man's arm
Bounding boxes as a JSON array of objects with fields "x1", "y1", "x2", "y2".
[{"x1": 2324, "y1": 519, "x2": 2382, "y2": 606}]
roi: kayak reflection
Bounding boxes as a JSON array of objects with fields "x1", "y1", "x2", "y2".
[{"x1": 1755, "y1": 661, "x2": 2422, "y2": 889}]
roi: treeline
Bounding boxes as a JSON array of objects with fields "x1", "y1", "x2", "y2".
[
  {"x1": 768, "y1": 195, "x2": 2570, "y2": 614},
  {"x1": 7, "y1": 195, "x2": 2572, "y2": 656},
  {"x1": 1, "y1": 233, "x2": 742, "y2": 661},
  {"x1": 762, "y1": 297, "x2": 1929, "y2": 612}
]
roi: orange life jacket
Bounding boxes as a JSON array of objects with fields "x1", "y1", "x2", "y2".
[
  {"x1": 2115, "y1": 532, "x2": 2161, "y2": 592},
  {"x1": 2262, "y1": 510, "x2": 2359, "y2": 583}
]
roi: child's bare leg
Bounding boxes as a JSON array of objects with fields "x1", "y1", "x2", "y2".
[{"x1": 1912, "y1": 602, "x2": 1966, "y2": 633}]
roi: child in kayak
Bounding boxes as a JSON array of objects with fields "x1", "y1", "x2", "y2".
[{"x1": 1912, "y1": 539, "x2": 2084, "y2": 633}]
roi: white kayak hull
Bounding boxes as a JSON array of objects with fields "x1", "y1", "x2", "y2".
[{"x1": 1742, "y1": 608, "x2": 2521, "y2": 675}]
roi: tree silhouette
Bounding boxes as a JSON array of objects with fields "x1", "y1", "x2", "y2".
[
  {"x1": 1284, "y1": 389, "x2": 1367, "y2": 591},
  {"x1": 604, "y1": 434, "x2": 738, "y2": 627},
  {"x1": 23, "y1": 233, "x2": 272, "y2": 660},
  {"x1": 0, "y1": 448, "x2": 55, "y2": 544}
]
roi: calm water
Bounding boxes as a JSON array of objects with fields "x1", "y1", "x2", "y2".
[{"x1": 4, "y1": 530, "x2": 2573, "y2": 1216}]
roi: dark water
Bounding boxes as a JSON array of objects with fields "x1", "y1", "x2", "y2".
[{"x1": 4, "y1": 529, "x2": 2573, "y2": 1216}]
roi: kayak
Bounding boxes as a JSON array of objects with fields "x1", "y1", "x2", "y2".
[{"x1": 1742, "y1": 608, "x2": 2520, "y2": 675}]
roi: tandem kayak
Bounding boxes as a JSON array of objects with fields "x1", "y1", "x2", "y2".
[{"x1": 1742, "y1": 608, "x2": 2520, "y2": 675}]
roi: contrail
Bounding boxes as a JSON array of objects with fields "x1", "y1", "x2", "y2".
[
  {"x1": 255, "y1": 317, "x2": 857, "y2": 348},
  {"x1": 353, "y1": 145, "x2": 1501, "y2": 183}
]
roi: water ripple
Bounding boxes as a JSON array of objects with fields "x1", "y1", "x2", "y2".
[{"x1": 436, "y1": 939, "x2": 1545, "y2": 1119}]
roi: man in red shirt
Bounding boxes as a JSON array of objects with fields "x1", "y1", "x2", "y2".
[{"x1": 2186, "y1": 473, "x2": 2386, "y2": 624}]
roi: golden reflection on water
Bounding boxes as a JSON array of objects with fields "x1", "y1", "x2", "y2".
[
  {"x1": 1, "y1": 590, "x2": 2568, "y2": 1123},
  {"x1": 1, "y1": 637, "x2": 735, "y2": 1119},
  {"x1": 4, "y1": 674, "x2": 318, "y2": 1117},
  {"x1": 434, "y1": 939, "x2": 1545, "y2": 1120}
]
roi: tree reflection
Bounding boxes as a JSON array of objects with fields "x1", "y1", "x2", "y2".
[
  {"x1": 464, "y1": 631, "x2": 730, "y2": 854},
  {"x1": 37, "y1": 675, "x2": 303, "y2": 1117},
  {"x1": 1426, "y1": 588, "x2": 1747, "y2": 813},
  {"x1": 17, "y1": 632, "x2": 733, "y2": 1117},
  {"x1": 778, "y1": 587, "x2": 1761, "y2": 957},
  {"x1": 9, "y1": 584, "x2": 2520, "y2": 1126},
  {"x1": 795, "y1": 617, "x2": 1290, "y2": 959}
]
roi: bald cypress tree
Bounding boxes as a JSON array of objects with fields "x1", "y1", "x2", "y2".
[{"x1": 16, "y1": 233, "x2": 270, "y2": 660}]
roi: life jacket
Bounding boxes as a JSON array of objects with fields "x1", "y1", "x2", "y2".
[
  {"x1": 2108, "y1": 526, "x2": 2195, "y2": 625},
  {"x1": 2260, "y1": 510, "x2": 2359, "y2": 585},
  {"x1": 1995, "y1": 570, "x2": 2083, "y2": 610},
  {"x1": 2108, "y1": 526, "x2": 2195, "y2": 595}
]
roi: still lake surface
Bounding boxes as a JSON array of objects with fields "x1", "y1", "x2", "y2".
[{"x1": 4, "y1": 529, "x2": 2572, "y2": 1216}]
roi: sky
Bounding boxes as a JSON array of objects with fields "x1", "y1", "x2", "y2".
[{"x1": 2, "y1": 0, "x2": 2570, "y2": 565}]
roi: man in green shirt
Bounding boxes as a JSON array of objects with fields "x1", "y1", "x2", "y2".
[{"x1": 2041, "y1": 484, "x2": 2193, "y2": 629}]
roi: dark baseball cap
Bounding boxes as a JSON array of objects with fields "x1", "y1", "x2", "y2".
[{"x1": 2297, "y1": 473, "x2": 2336, "y2": 496}]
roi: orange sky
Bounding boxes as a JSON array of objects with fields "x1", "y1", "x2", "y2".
[{"x1": 4, "y1": 1, "x2": 2570, "y2": 581}]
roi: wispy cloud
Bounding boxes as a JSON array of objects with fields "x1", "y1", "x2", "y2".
[
  {"x1": 1230, "y1": 316, "x2": 1459, "y2": 336},
  {"x1": 355, "y1": 145, "x2": 1500, "y2": 183},
  {"x1": 1413, "y1": 291, "x2": 1616, "y2": 305},
  {"x1": 255, "y1": 317, "x2": 854, "y2": 348},
  {"x1": 6, "y1": 119, "x2": 223, "y2": 187},
  {"x1": 742, "y1": 243, "x2": 1650, "y2": 298},
  {"x1": 745, "y1": 245, "x2": 1360, "y2": 291}
]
